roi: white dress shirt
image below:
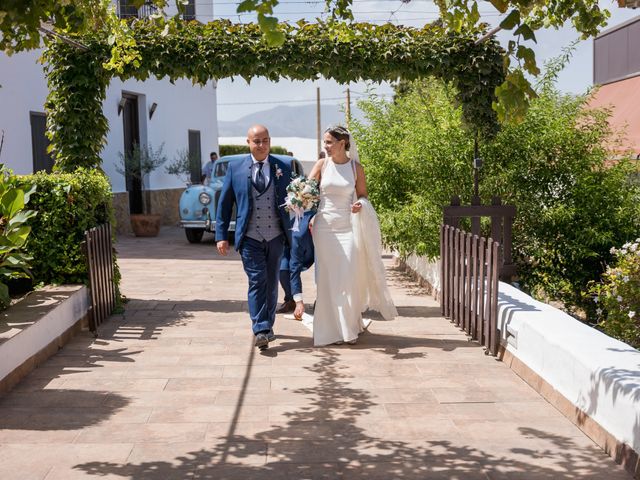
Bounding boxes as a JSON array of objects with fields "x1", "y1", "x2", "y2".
[{"x1": 251, "y1": 155, "x2": 271, "y2": 185}]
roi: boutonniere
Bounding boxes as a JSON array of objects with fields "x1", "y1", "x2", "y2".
[{"x1": 275, "y1": 167, "x2": 283, "y2": 179}]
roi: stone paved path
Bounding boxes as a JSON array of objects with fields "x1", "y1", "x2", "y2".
[{"x1": 0, "y1": 227, "x2": 631, "y2": 479}]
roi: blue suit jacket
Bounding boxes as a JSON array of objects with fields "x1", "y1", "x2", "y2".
[
  {"x1": 215, "y1": 155, "x2": 293, "y2": 249},
  {"x1": 289, "y1": 211, "x2": 315, "y2": 297}
]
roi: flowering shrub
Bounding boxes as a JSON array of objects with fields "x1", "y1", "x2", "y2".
[{"x1": 589, "y1": 239, "x2": 640, "y2": 348}]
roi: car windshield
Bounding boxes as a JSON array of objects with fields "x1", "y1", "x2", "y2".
[{"x1": 214, "y1": 161, "x2": 229, "y2": 178}]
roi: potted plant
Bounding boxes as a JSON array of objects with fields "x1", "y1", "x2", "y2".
[
  {"x1": 116, "y1": 143, "x2": 167, "y2": 237},
  {"x1": 165, "y1": 148, "x2": 198, "y2": 185}
]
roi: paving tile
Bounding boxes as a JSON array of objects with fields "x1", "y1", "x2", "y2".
[
  {"x1": 164, "y1": 376, "x2": 271, "y2": 392},
  {"x1": 148, "y1": 405, "x2": 268, "y2": 424},
  {"x1": 75, "y1": 423, "x2": 208, "y2": 443},
  {"x1": 0, "y1": 443, "x2": 133, "y2": 479}
]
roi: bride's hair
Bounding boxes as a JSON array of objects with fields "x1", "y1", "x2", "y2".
[{"x1": 324, "y1": 125, "x2": 350, "y2": 151}]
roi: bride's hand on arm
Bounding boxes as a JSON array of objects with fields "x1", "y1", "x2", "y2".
[{"x1": 351, "y1": 163, "x2": 368, "y2": 214}]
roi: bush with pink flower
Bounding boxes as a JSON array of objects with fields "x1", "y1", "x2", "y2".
[{"x1": 589, "y1": 238, "x2": 640, "y2": 348}]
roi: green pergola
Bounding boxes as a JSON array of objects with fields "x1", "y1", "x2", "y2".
[{"x1": 42, "y1": 19, "x2": 504, "y2": 171}]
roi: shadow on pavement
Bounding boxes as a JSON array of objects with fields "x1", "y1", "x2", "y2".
[{"x1": 72, "y1": 348, "x2": 621, "y2": 479}]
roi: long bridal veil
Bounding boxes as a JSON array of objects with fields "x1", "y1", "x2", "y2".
[{"x1": 352, "y1": 198, "x2": 398, "y2": 321}]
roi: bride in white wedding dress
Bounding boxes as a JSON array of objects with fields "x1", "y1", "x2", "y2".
[{"x1": 295, "y1": 125, "x2": 397, "y2": 346}]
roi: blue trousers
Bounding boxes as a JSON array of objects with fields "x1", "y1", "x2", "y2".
[
  {"x1": 279, "y1": 245, "x2": 293, "y2": 302},
  {"x1": 239, "y1": 234, "x2": 285, "y2": 335}
]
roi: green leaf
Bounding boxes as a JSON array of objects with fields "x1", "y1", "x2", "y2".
[
  {"x1": 1, "y1": 189, "x2": 24, "y2": 218},
  {"x1": 516, "y1": 45, "x2": 540, "y2": 76},
  {"x1": 8, "y1": 210, "x2": 37, "y2": 228},
  {"x1": 500, "y1": 9, "x2": 521, "y2": 30},
  {"x1": 469, "y1": 2, "x2": 480, "y2": 25},
  {"x1": 237, "y1": 0, "x2": 258, "y2": 13},
  {"x1": 514, "y1": 23, "x2": 537, "y2": 42},
  {"x1": 264, "y1": 29, "x2": 286, "y2": 47},
  {"x1": 488, "y1": 0, "x2": 509, "y2": 13},
  {"x1": 257, "y1": 14, "x2": 279, "y2": 31}
]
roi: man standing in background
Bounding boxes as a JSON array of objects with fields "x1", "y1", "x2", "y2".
[{"x1": 201, "y1": 151, "x2": 218, "y2": 184}]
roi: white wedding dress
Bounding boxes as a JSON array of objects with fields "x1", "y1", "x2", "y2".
[{"x1": 312, "y1": 158, "x2": 368, "y2": 346}]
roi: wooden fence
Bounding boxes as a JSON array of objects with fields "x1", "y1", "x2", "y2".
[
  {"x1": 82, "y1": 223, "x2": 116, "y2": 334},
  {"x1": 440, "y1": 224, "x2": 502, "y2": 356},
  {"x1": 443, "y1": 196, "x2": 516, "y2": 280}
]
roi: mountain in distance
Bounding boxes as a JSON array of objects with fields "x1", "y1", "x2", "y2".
[{"x1": 218, "y1": 103, "x2": 364, "y2": 138}]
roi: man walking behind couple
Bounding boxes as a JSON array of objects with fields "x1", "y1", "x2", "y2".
[{"x1": 216, "y1": 124, "x2": 396, "y2": 351}]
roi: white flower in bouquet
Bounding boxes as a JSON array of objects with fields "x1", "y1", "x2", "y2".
[{"x1": 284, "y1": 176, "x2": 319, "y2": 231}]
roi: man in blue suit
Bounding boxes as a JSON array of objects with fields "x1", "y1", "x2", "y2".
[{"x1": 216, "y1": 125, "x2": 293, "y2": 351}]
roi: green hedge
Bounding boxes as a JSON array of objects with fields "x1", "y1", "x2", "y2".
[
  {"x1": 219, "y1": 144, "x2": 289, "y2": 157},
  {"x1": 21, "y1": 168, "x2": 118, "y2": 287}
]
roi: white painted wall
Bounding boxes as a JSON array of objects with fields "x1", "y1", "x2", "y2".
[
  {"x1": 401, "y1": 252, "x2": 640, "y2": 454},
  {"x1": 497, "y1": 281, "x2": 640, "y2": 453},
  {"x1": 102, "y1": 77, "x2": 218, "y2": 193},
  {"x1": 0, "y1": 49, "x2": 47, "y2": 174},
  {"x1": 0, "y1": 285, "x2": 89, "y2": 384},
  {"x1": 0, "y1": 48, "x2": 218, "y2": 191}
]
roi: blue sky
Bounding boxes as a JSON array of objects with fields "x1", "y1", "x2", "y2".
[{"x1": 213, "y1": 0, "x2": 640, "y2": 121}]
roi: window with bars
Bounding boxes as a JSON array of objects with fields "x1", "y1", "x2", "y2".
[
  {"x1": 183, "y1": 0, "x2": 196, "y2": 21},
  {"x1": 30, "y1": 112, "x2": 54, "y2": 173},
  {"x1": 117, "y1": 0, "x2": 158, "y2": 19}
]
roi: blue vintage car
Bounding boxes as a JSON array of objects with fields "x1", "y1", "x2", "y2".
[{"x1": 179, "y1": 153, "x2": 304, "y2": 243}]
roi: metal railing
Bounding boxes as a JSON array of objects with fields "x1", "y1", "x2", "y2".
[
  {"x1": 82, "y1": 223, "x2": 116, "y2": 334},
  {"x1": 440, "y1": 225, "x2": 502, "y2": 356},
  {"x1": 116, "y1": 0, "x2": 158, "y2": 19}
]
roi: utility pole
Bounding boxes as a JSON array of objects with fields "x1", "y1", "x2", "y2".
[
  {"x1": 345, "y1": 87, "x2": 351, "y2": 128},
  {"x1": 316, "y1": 87, "x2": 321, "y2": 158}
]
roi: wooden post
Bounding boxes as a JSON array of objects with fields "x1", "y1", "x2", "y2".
[
  {"x1": 465, "y1": 232, "x2": 472, "y2": 335},
  {"x1": 490, "y1": 196, "x2": 502, "y2": 246},
  {"x1": 448, "y1": 227, "x2": 455, "y2": 319},
  {"x1": 440, "y1": 225, "x2": 446, "y2": 316},
  {"x1": 346, "y1": 87, "x2": 351, "y2": 128},
  {"x1": 489, "y1": 241, "x2": 500, "y2": 355},
  {"x1": 471, "y1": 235, "x2": 479, "y2": 340}
]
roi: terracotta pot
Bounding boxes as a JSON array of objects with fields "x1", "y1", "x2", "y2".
[{"x1": 130, "y1": 214, "x2": 162, "y2": 237}]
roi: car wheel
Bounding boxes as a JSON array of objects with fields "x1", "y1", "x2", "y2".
[{"x1": 185, "y1": 228, "x2": 205, "y2": 243}]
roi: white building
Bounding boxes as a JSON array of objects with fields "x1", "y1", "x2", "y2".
[{"x1": 0, "y1": 1, "x2": 219, "y2": 232}]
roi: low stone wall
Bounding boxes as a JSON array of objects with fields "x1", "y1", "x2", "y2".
[
  {"x1": 398, "y1": 253, "x2": 441, "y2": 299},
  {"x1": 497, "y1": 281, "x2": 640, "y2": 478},
  {"x1": 397, "y1": 254, "x2": 640, "y2": 479},
  {"x1": 0, "y1": 285, "x2": 90, "y2": 395},
  {"x1": 112, "y1": 188, "x2": 183, "y2": 235}
]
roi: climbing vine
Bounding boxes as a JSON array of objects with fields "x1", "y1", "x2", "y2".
[{"x1": 43, "y1": 18, "x2": 504, "y2": 171}]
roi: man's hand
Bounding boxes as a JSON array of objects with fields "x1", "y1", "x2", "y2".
[
  {"x1": 217, "y1": 240, "x2": 229, "y2": 256},
  {"x1": 294, "y1": 301, "x2": 305, "y2": 320}
]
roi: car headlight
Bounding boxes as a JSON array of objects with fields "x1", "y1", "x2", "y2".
[{"x1": 199, "y1": 192, "x2": 211, "y2": 205}]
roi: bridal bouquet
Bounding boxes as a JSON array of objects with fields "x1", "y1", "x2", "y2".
[{"x1": 284, "y1": 176, "x2": 320, "y2": 231}]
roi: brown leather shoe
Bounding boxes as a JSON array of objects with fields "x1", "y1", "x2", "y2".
[{"x1": 276, "y1": 299, "x2": 296, "y2": 314}]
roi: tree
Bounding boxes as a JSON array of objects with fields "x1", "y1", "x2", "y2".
[
  {"x1": 115, "y1": 143, "x2": 168, "y2": 215},
  {"x1": 354, "y1": 75, "x2": 640, "y2": 314},
  {"x1": 1, "y1": 0, "x2": 109, "y2": 53},
  {"x1": 0, "y1": 0, "x2": 179, "y2": 54}
]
